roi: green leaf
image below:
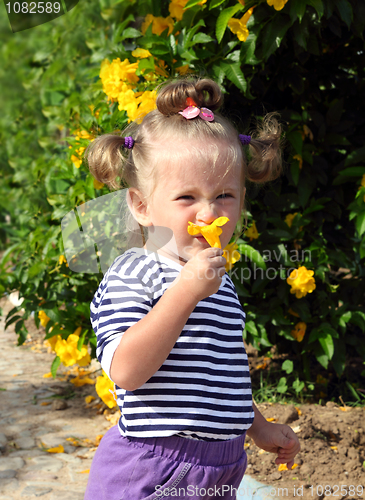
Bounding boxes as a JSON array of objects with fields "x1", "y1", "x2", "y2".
[
  {"x1": 238, "y1": 244, "x2": 266, "y2": 270},
  {"x1": 185, "y1": 0, "x2": 206, "y2": 8},
  {"x1": 120, "y1": 27, "x2": 141, "y2": 40},
  {"x1": 210, "y1": 0, "x2": 226, "y2": 9},
  {"x1": 277, "y1": 377, "x2": 288, "y2": 394},
  {"x1": 192, "y1": 33, "x2": 214, "y2": 44},
  {"x1": 344, "y1": 146, "x2": 365, "y2": 167},
  {"x1": 282, "y1": 359, "x2": 294, "y2": 374},
  {"x1": 290, "y1": 0, "x2": 307, "y2": 22},
  {"x1": 318, "y1": 334, "x2": 334, "y2": 360},
  {"x1": 51, "y1": 356, "x2": 61, "y2": 378},
  {"x1": 261, "y1": 14, "x2": 293, "y2": 59},
  {"x1": 307, "y1": 0, "x2": 324, "y2": 19},
  {"x1": 338, "y1": 166, "x2": 365, "y2": 177},
  {"x1": 220, "y1": 61, "x2": 247, "y2": 93},
  {"x1": 350, "y1": 311, "x2": 365, "y2": 332},
  {"x1": 292, "y1": 378, "x2": 305, "y2": 393},
  {"x1": 335, "y1": 0, "x2": 353, "y2": 28},
  {"x1": 245, "y1": 320, "x2": 259, "y2": 336},
  {"x1": 355, "y1": 211, "x2": 365, "y2": 237},
  {"x1": 216, "y1": 4, "x2": 243, "y2": 43}
]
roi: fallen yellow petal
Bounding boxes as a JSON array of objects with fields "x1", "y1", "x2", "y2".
[
  {"x1": 46, "y1": 445, "x2": 64, "y2": 453},
  {"x1": 266, "y1": 417, "x2": 276, "y2": 422},
  {"x1": 85, "y1": 395, "x2": 96, "y2": 404},
  {"x1": 278, "y1": 463, "x2": 288, "y2": 471},
  {"x1": 79, "y1": 469, "x2": 90, "y2": 473},
  {"x1": 40, "y1": 402, "x2": 51, "y2": 406},
  {"x1": 42, "y1": 372, "x2": 53, "y2": 378}
]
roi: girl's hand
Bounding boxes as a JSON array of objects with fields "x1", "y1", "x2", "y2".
[
  {"x1": 178, "y1": 247, "x2": 227, "y2": 302},
  {"x1": 250, "y1": 420, "x2": 300, "y2": 469}
]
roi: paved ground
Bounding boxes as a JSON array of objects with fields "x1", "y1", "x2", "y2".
[{"x1": 0, "y1": 295, "x2": 112, "y2": 500}]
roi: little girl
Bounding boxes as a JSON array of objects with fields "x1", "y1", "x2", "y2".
[{"x1": 84, "y1": 77, "x2": 300, "y2": 500}]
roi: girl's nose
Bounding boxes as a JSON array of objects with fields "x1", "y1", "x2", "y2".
[{"x1": 196, "y1": 203, "x2": 218, "y2": 224}]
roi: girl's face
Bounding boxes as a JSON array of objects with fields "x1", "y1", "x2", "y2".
[{"x1": 131, "y1": 142, "x2": 245, "y2": 264}]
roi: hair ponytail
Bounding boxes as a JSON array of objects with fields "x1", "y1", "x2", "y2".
[
  {"x1": 246, "y1": 113, "x2": 283, "y2": 183},
  {"x1": 85, "y1": 134, "x2": 135, "y2": 191}
]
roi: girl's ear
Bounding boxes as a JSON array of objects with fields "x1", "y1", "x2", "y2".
[{"x1": 127, "y1": 188, "x2": 153, "y2": 227}]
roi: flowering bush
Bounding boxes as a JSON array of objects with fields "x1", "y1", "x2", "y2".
[{"x1": 1, "y1": 0, "x2": 364, "y2": 402}]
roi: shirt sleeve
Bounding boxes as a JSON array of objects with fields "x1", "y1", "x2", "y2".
[{"x1": 90, "y1": 268, "x2": 153, "y2": 381}]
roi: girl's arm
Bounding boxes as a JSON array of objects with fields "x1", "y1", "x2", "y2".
[
  {"x1": 110, "y1": 247, "x2": 226, "y2": 391},
  {"x1": 247, "y1": 402, "x2": 301, "y2": 468}
]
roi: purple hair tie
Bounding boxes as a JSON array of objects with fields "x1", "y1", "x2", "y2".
[
  {"x1": 239, "y1": 134, "x2": 251, "y2": 145},
  {"x1": 124, "y1": 136, "x2": 134, "y2": 149}
]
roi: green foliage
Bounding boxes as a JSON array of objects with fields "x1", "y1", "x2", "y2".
[{"x1": 0, "y1": 0, "x2": 364, "y2": 399}]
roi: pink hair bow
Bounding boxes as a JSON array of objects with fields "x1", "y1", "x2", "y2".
[{"x1": 179, "y1": 97, "x2": 214, "y2": 122}]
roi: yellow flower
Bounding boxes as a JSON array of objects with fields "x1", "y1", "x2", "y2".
[
  {"x1": 47, "y1": 334, "x2": 61, "y2": 352},
  {"x1": 141, "y1": 14, "x2": 174, "y2": 36},
  {"x1": 361, "y1": 174, "x2": 365, "y2": 187},
  {"x1": 169, "y1": 0, "x2": 207, "y2": 21},
  {"x1": 176, "y1": 64, "x2": 190, "y2": 75},
  {"x1": 267, "y1": 0, "x2": 289, "y2": 10},
  {"x1": 100, "y1": 59, "x2": 139, "y2": 101},
  {"x1": 54, "y1": 332, "x2": 91, "y2": 367},
  {"x1": 95, "y1": 371, "x2": 117, "y2": 409},
  {"x1": 85, "y1": 395, "x2": 95, "y2": 404},
  {"x1": 71, "y1": 375, "x2": 95, "y2": 387},
  {"x1": 58, "y1": 255, "x2": 67, "y2": 265},
  {"x1": 287, "y1": 266, "x2": 316, "y2": 299},
  {"x1": 285, "y1": 213, "x2": 298, "y2": 228},
  {"x1": 38, "y1": 310, "x2": 51, "y2": 327},
  {"x1": 187, "y1": 217, "x2": 229, "y2": 248},
  {"x1": 228, "y1": 8, "x2": 253, "y2": 42},
  {"x1": 293, "y1": 154, "x2": 303, "y2": 169},
  {"x1": 93, "y1": 179, "x2": 104, "y2": 190},
  {"x1": 70, "y1": 146, "x2": 86, "y2": 169},
  {"x1": 131, "y1": 48, "x2": 152, "y2": 58},
  {"x1": 291, "y1": 321, "x2": 307, "y2": 342},
  {"x1": 245, "y1": 221, "x2": 259, "y2": 241},
  {"x1": 223, "y1": 242, "x2": 241, "y2": 271},
  {"x1": 119, "y1": 90, "x2": 157, "y2": 124}
]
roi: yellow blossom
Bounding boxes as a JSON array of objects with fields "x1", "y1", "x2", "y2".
[
  {"x1": 187, "y1": 217, "x2": 229, "y2": 248},
  {"x1": 267, "y1": 0, "x2": 289, "y2": 10},
  {"x1": 120, "y1": 90, "x2": 157, "y2": 124},
  {"x1": 141, "y1": 14, "x2": 174, "y2": 36},
  {"x1": 100, "y1": 59, "x2": 139, "y2": 101},
  {"x1": 93, "y1": 179, "x2": 104, "y2": 190},
  {"x1": 287, "y1": 266, "x2": 316, "y2": 299},
  {"x1": 293, "y1": 154, "x2": 303, "y2": 169},
  {"x1": 169, "y1": 0, "x2": 207, "y2": 21},
  {"x1": 38, "y1": 310, "x2": 51, "y2": 327},
  {"x1": 223, "y1": 242, "x2": 241, "y2": 271},
  {"x1": 85, "y1": 395, "x2": 96, "y2": 404},
  {"x1": 131, "y1": 48, "x2": 152, "y2": 58},
  {"x1": 54, "y1": 332, "x2": 91, "y2": 367},
  {"x1": 245, "y1": 221, "x2": 259, "y2": 241},
  {"x1": 46, "y1": 334, "x2": 62, "y2": 352},
  {"x1": 58, "y1": 255, "x2": 67, "y2": 265},
  {"x1": 95, "y1": 371, "x2": 117, "y2": 409},
  {"x1": 361, "y1": 174, "x2": 365, "y2": 187},
  {"x1": 285, "y1": 213, "x2": 298, "y2": 228},
  {"x1": 70, "y1": 146, "x2": 86, "y2": 169},
  {"x1": 176, "y1": 64, "x2": 190, "y2": 75},
  {"x1": 227, "y1": 8, "x2": 253, "y2": 42},
  {"x1": 291, "y1": 321, "x2": 307, "y2": 342}
]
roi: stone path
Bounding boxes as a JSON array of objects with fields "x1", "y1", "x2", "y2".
[{"x1": 0, "y1": 296, "x2": 111, "y2": 500}]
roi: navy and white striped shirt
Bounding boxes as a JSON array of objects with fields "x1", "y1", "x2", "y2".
[{"x1": 90, "y1": 247, "x2": 254, "y2": 441}]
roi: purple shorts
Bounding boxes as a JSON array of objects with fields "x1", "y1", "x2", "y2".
[{"x1": 84, "y1": 425, "x2": 248, "y2": 500}]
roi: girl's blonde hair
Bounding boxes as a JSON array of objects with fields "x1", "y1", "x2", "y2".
[{"x1": 85, "y1": 77, "x2": 283, "y2": 202}]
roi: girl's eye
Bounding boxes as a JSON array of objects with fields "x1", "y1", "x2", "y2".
[
  {"x1": 178, "y1": 195, "x2": 193, "y2": 200},
  {"x1": 218, "y1": 193, "x2": 232, "y2": 199}
]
